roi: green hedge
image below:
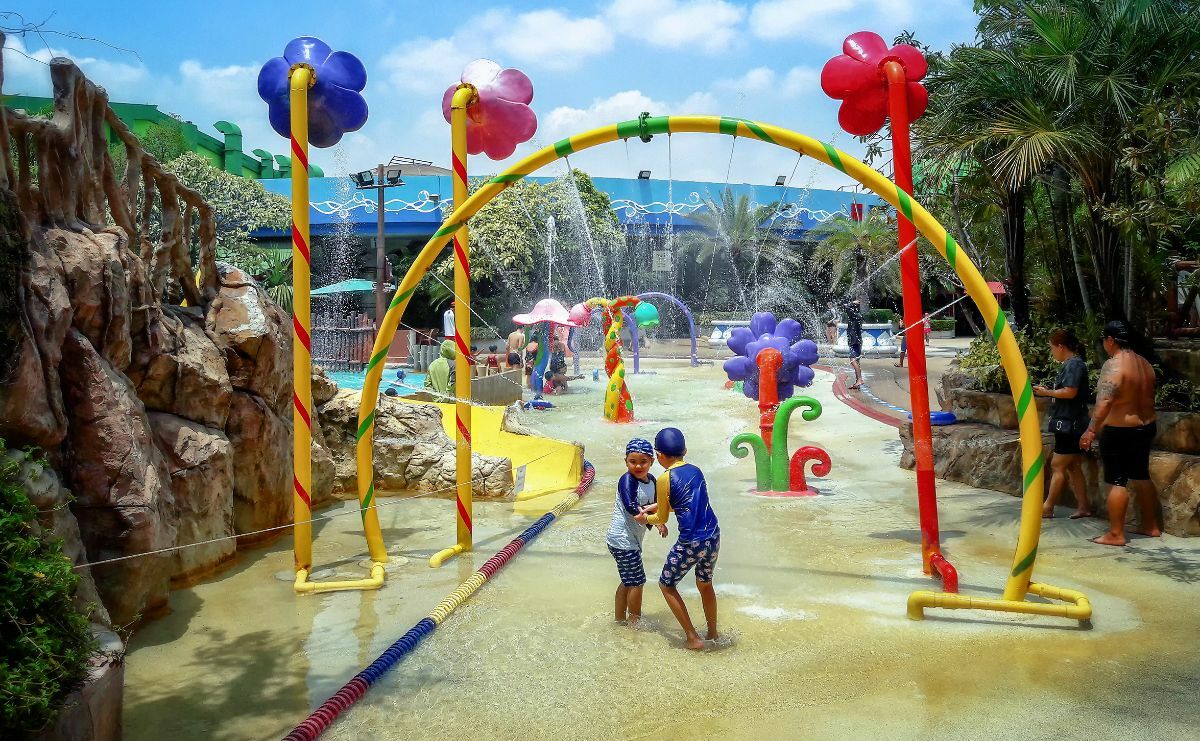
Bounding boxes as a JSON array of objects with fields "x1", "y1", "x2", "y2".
[
  {"x1": 929, "y1": 318, "x2": 956, "y2": 332},
  {"x1": 1, "y1": 442, "x2": 96, "y2": 735}
]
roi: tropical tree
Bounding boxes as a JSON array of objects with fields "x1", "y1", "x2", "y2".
[
  {"x1": 165, "y1": 152, "x2": 291, "y2": 269},
  {"x1": 809, "y1": 211, "x2": 901, "y2": 306}
]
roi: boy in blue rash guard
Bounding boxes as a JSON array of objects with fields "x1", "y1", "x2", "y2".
[
  {"x1": 636, "y1": 427, "x2": 720, "y2": 650},
  {"x1": 606, "y1": 438, "x2": 668, "y2": 627}
]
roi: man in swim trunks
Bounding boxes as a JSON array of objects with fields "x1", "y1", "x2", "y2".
[
  {"x1": 1079, "y1": 320, "x2": 1160, "y2": 546},
  {"x1": 506, "y1": 326, "x2": 526, "y2": 369}
]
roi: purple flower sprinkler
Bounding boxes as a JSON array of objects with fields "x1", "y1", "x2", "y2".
[
  {"x1": 724, "y1": 312, "x2": 832, "y2": 496},
  {"x1": 258, "y1": 37, "x2": 368, "y2": 148},
  {"x1": 441, "y1": 59, "x2": 537, "y2": 160}
]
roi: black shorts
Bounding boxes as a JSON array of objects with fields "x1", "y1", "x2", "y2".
[
  {"x1": 1053, "y1": 431, "x2": 1084, "y2": 455},
  {"x1": 1099, "y1": 422, "x2": 1157, "y2": 487},
  {"x1": 848, "y1": 339, "x2": 862, "y2": 359}
]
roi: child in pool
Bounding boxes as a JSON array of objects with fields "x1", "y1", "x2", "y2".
[
  {"x1": 606, "y1": 438, "x2": 668, "y2": 627},
  {"x1": 636, "y1": 427, "x2": 721, "y2": 650}
]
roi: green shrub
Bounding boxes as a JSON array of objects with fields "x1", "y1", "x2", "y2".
[
  {"x1": 958, "y1": 328, "x2": 1056, "y2": 393},
  {"x1": 929, "y1": 318, "x2": 956, "y2": 332},
  {"x1": 863, "y1": 308, "x2": 895, "y2": 323},
  {"x1": 1, "y1": 442, "x2": 96, "y2": 735}
]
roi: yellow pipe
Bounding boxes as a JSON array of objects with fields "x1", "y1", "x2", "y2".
[
  {"x1": 429, "y1": 543, "x2": 466, "y2": 569},
  {"x1": 290, "y1": 65, "x2": 314, "y2": 574},
  {"x1": 352, "y1": 113, "x2": 1070, "y2": 617},
  {"x1": 293, "y1": 564, "x2": 386, "y2": 595},
  {"x1": 907, "y1": 581, "x2": 1092, "y2": 621}
]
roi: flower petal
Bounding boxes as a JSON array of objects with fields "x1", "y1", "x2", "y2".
[
  {"x1": 461, "y1": 58, "x2": 502, "y2": 87},
  {"x1": 322, "y1": 50, "x2": 367, "y2": 92},
  {"x1": 820, "y1": 55, "x2": 875, "y2": 100},
  {"x1": 892, "y1": 44, "x2": 928, "y2": 81},
  {"x1": 257, "y1": 57, "x2": 291, "y2": 104},
  {"x1": 843, "y1": 31, "x2": 888, "y2": 64},
  {"x1": 838, "y1": 93, "x2": 888, "y2": 136},
  {"x1": 284, "y1": 36, "x2": 332, "y2": 67},
  {"x1": 906, "y1": 81, "x2": 929, "y2": 121},
  {"x1": 492, "y1": 68, "x2": 534, "y2": 105}
]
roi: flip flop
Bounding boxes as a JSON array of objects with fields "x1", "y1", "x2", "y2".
[
  {"x1": 1088, "y1": 535, "x2": 1126, "y2": 547},
  {"x1": 1069, "y1": 512, "x2": 1093, "y2": 519}
]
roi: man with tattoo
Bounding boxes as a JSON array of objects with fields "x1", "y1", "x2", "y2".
[{"x1": 1079, "y1": 320, "x2": 1161, "y2": 546}]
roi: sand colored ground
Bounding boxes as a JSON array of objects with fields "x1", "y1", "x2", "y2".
[{"x1": 123, "y1": 362, "x2": 1200, "y2": 740}]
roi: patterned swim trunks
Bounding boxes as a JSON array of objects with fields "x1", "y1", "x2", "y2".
[
  {"x1": 608, "y1": 545, "x2": 646, "y2": 587},
  {"x1": 659, "y1": 533, "x2": 721, "y2": 587}
]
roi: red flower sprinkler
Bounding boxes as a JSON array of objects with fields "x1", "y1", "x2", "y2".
[
  {"x1": 822, "y1": 31, "x2": 957, "y2": 592},
  {"x1": 724, "y1": 312, "x2": 830, "y2": 496}
]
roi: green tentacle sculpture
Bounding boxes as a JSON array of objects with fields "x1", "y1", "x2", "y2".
[{"x1": 729, "y1": 395, "x2": 823, "y2": 492}]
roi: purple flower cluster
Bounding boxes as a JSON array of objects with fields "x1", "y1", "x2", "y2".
[{"x1": 723, "y1": 312, "x2": 819, "y2": 401}]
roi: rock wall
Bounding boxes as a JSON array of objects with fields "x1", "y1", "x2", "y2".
[
  {"x1": 0, "y1": 209, "x2": 318, "y2": 624},
  {"x1": 317, "y1": 390, "x2": 514, "y2": 499},
  {"x1": 899, "y1": 421, "x2": 1200, "y2": 537}
]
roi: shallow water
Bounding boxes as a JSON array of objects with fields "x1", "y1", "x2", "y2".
[{"x1": 124, "y1": 362, "x2": 1200, "y2": 740}]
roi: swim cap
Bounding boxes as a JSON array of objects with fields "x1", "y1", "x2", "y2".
[
  {"x1": 625, "y1": 438, "x2": 654, "y2": 458},
  {"x1": 654, "y1": 427, "x2": 686, "y2": 457}
]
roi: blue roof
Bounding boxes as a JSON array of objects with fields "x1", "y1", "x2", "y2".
[{"x1": 257, "y1": 174, "x2": 882, "y2": 240}]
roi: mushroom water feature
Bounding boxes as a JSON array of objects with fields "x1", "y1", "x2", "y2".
[
  {"x1": 723, "y1": 312, "x2": 831, "y2": 496},
  {"x1": 512, "y1": 298, "x2": 580, "y2": 399}
]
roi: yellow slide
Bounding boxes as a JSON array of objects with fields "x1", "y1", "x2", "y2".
[{"x1": 411, "y1": 400, "x2": 583, "y2": 516}]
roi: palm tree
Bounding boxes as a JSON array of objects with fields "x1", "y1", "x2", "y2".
[
  {"x1": 809, "y1": 211, "x2": 900, "y2": 306},
  {"x1": 677, "y1": 189, "x2": 791, "y2": 311}
]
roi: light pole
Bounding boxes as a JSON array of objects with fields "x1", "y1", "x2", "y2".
[{"x1": 352, "y1": 164, "x2": 404, "y2": 325}]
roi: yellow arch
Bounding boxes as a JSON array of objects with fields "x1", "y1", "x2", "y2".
[{"x1": 350, "y1": 114, "x2": 1090, "y2": 622}]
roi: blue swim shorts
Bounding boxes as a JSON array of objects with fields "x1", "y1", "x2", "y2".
[
  {"x1": 659, "y1": 533, "x2": 720, "y2": 587},
  {"x1": 608, "y1": 545, "x2": 646, "y2": 587}
]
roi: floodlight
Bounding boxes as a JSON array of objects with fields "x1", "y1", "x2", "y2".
[{"x1": 637, "y1": 170, "x2": 651, "y2": 180}]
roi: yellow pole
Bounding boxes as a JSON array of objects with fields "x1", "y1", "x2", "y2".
[
  {"x1": 289, "y1": 64, "x2": 315, "y2": 574},
  {"x1": 290, "y1": 63, "x2": 385, "y2": 594},
  {"x1": 431, "y1": 84, "x2": 477, "y2": 568}
]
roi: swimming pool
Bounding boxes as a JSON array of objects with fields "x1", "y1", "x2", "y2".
[{"x1": 327, "y1": 368, "x2": 427, "y2": 394}]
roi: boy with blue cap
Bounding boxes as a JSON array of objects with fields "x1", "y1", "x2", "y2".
[
  {"x1": 606, "y1": 438, "x2": 667, "y2": 627},
  {"x1": 636, "y1": 427, "x2": 721, "y2": 650}
]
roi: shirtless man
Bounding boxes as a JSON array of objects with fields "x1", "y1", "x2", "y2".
[
  {"x1": 1079, "y1": 320, "x2": 1160, "y2": 546},
  {"x1": 506, "y1": 326, "x2": 526, "y2": 370}
]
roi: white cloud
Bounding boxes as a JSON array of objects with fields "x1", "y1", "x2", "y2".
[
  {"x1": 606, "y1": 0, "x2": 746, "y2": 52},
  {"x1": 748, "y1": 0, "x2": 857, "y2": 41},
  {"x1": 780, "y1": 66, "x2": 819, "y2": 97},
  {"x1": 495, "y1": 10, "x2": 614, "y2": 68},
  {"x1": 3, "y1": 36, "x2": 149, "y2": 100},
  {"x1": 379, "y1": 37, "x2": 473, "y2": 95},
  {"x1": 714, "y1": 66, "x2": 776, "y2": 93}
]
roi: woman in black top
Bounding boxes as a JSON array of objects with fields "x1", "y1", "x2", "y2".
[{"x1": 1034, "y1": 329, "x2": 1093, "y2": 519}]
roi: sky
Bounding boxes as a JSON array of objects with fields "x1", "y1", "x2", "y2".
[{"x1": 5, "y1": 1, "x2": 980, "y2": 190}]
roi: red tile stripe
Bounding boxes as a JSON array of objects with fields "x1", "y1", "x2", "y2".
[
  {"x1": 452, "y1": 153, "x2": 467, "y2": 184},
  {"x1": 294, "y1": 476, "x2": 312, "y2": 508},
  {"x1": 290, "y1": 137, "x2": 309, "y2": 171},
  {"x1": 455, "y1": 495, "x2": 472, "y2": 532},
  {"x1": 292, "y1": 225, "x2": 310, "y2": 264},
  {"x1": 294, "y1": 393, "x2": 311, "y2": 429},
  {"x1": 293, "y1": 316, "x2": 311, "y2": 351}
]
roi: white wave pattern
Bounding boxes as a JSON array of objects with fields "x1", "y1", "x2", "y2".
[{"x1": 309, "y1": 189, "x2": 848, "y2": 223}]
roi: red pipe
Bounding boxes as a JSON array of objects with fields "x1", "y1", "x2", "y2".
[
  {"x1": 756, "y1": 348, "x2": 782, "y2": 451},
  {"x1": 883, "y1": 60, "x2": 952, "y2": 582}
]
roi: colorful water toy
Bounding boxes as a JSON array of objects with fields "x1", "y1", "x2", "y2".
[
  {"x1": 441, "y1": 59, "x2": 536, "y2": 159},
  {"x1": 283, "y1": 462, "x2": 595, "y2": 741},
  {"x1": 259, "y1": 38, "x2": 383, "y2": 594},
  {"x1": 513, "y1": 298, "x2": 580, "y2": 399},
  {"x1": 628, "y1": 292, "x2": 700, "y2": 370},
  {"x1": 582, "y1": 296, "x2": 641, "y2": 423}
]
